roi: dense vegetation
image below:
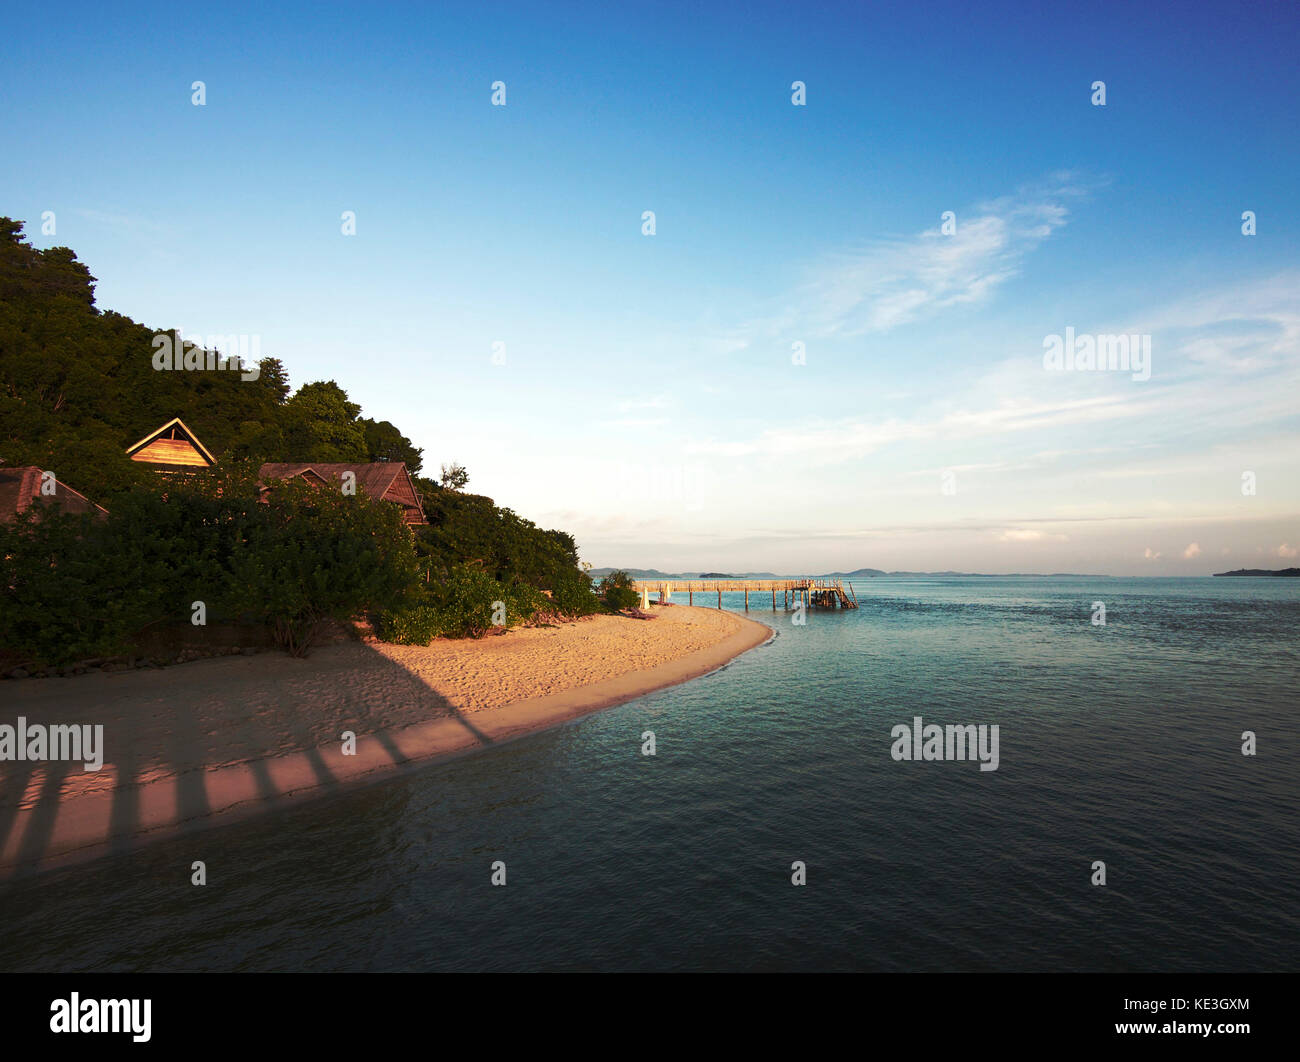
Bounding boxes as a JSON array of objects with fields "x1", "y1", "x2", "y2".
[
  {"x1": 0, "y1": 217, "x2": 614, "y2": 663},
  {"x1": 0, "y1": 472, "x2": 418, "y2": 662}
]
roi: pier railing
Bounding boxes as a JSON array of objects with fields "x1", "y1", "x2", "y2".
[{"x1": 629, "y1": 578, "x2": 858, "y2": 610}]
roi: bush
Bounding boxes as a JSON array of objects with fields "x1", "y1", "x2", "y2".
[
  {"x1": 0, "y1": 507, "x2": 143, "y2": 666},
  {"x1": 599, "y1": 570, "x2": 640, "y2": 612},
  {"x1": 550, "y1": 568, "x2": 600, "y2": 617},
  {"x1": 374, "y1": 604, "x2": 443, "y2": 645},
  {"x1": 377, "y1": 565, "x2": 553, "y2": 642},
  {"x1": 421, "y1": 564, "x2": 513, "y2": 638},
  {"x1": 505, "y1": 581, "x2": 550, "y2": 622}
]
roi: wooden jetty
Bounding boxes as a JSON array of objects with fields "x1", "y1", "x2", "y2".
[{"x1": 630, "y1": 578, "x2": 858, "y2": 611}]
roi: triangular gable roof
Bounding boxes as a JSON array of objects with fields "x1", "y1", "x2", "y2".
[{"x1": 126, "y1": 417, "x2": 216, "y2": 468}]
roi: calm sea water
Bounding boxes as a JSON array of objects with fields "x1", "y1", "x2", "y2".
[{"x1": 2, "y1": 577, "x2": 1297, "y2": 971}]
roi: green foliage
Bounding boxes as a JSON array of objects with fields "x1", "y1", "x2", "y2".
[
  {"x1": 377, "y1": 565, "x2": 548, "y2": 642},
  {"x1": 0, "y1": 471, "x2": 273, "y2": 666},
  {"x1": 599, "y1": 570, "x2": 640, "y2": 611},
  {"x1": 0, "y1": 218, "x2": 596, "y2": 660},
  {"x1": 0, "y1": 213, "x2": 298, "y2": 498},
  {"x1": 439, "y1": 462, "x2": 469, "y2": 491},
  {"x1": 0, "y1": 507, "x2": 146, "y2": 665},
  {"x1": 410, "y1": 486, "x2": 599, "y2": 627},
  {"x1": 373, "y1": 603, "x2": 444, "y2": 646},
  {"x1": 550, "y1": 567, "x2": 601, "y2": 617},
  {"x1": 0, "y1": 219, "x2": 408, "y2": 501},
  {"x1": 423, "y1": 564, "x2": 513, "y2": 638},
  {"x1": 362, "y1": 418, "x2": 423, "y2": 473},
  {"x1": 224, "y1": 478, "x2": 419, "y2": 655},
  {"x1": 278, "y1": 380, "x2": 368, "y2": 463},
  {"x1": 416, "y1": 488, "x2": 588, "y2": 591},
  {"x1": 0, "y1": 474, "x2": 420, "y2": 665}
]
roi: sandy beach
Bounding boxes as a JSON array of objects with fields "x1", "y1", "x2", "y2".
[{"x1": 0, "y1": 605, "x2": 771, "y2": 878}]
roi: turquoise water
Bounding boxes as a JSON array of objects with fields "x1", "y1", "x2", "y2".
[{"x1": 2, "y1": 577, "x2": 1297, "y2": 971}]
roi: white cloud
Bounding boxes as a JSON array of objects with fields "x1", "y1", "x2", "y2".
[
  {"x1": 1279, "y1": 543, "x2": 1298, "y2": 559},
  {"x1": 762, "y1": 177, "x2": 1089, "y2": 339},
  {"x1": 997, "y1": 528, "x2": 1067, "y2": 543},
  {"x1": 684, "y1": 393, "x2": 1153, "y2": 461},
  {"x1": 1144, "y1": 547, "x2": 1162, "y2": 560},
  {"x1": 1183, "y1": 542, "x2": 1202, "y2": 559}
]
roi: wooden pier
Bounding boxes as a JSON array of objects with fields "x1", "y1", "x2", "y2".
[{"x1": 630, "y1": 578, "x2": 858, "y2": 611}]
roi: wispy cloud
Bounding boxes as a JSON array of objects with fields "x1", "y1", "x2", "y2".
[
  {"x1": 1130, "y1": 272, "x2": 1300, "y2": 379},
  {"x1": 683, "y1": 393, "x2": 1151, "y2": 461},
  {"x1": 997, "y1": 528, "x2": 1068, "y2": 543},
  {"x1": 752, "y1": 174, "x2": 1093, "y2": 340}
]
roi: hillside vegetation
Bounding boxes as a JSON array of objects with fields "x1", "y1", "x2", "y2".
[{"x1": 0, "y1": 218, "x2": 609, "y2": 665}]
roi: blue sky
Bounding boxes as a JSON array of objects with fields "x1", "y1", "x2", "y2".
[{"x1": 4, "y1": 0, "x2": 1298, "y2": 573}]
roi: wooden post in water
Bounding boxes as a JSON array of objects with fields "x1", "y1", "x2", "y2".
[
  {"x1": 744, "y1": 588, "x2": 749, "y2": 610},
  {"x1": 771, "y1": 588, "x2": 776, "y2": 610},
  {"x1": 717, "y1": 587, "x2": 721, "y2": 609}
]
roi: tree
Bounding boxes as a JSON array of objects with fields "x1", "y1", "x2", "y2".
[
  {"x1": 256, "y1": 357, "x2": 292, "y2": 403},
  {"x1": 440, "y1": 462, "x2": 469, "y2": 491},
  {"x1": 279, "y1": 380, "x2": 367, "y2": 462},
  {"x1": 362, "y1": 418, "x2": 423, "y2": 472}
]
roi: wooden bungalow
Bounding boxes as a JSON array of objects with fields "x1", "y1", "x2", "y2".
[
  {"x1": 258, "y1": 462, "x2": 426, "y2": 525},
  {"x1": 0, "y1": 466, "x2": 109, "y2": 524},
  {"x1": 125, "y1": 417, "x2": 216, "y2": 470}
]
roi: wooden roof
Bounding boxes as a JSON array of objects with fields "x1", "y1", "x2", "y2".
[
  {"x1": 258, "y1": 462, "x2": 426, "y2": 524},
  {"x1": 0, "y1": 467, "x2": 109, "y2": 524},
  {"x1": 126, "y1": 417, "x2": 216, "y2": 468}
]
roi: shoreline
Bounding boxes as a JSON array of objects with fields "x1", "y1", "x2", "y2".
[{"x1": 0, "y1": 606, "x2": 772, "y2": 880}]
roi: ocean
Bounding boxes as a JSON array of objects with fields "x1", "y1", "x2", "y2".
[{"x1": 2, "y1": 576, "x2": 1297, "y2": 971}]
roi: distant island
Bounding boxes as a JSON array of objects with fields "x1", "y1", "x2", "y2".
[{"x1": 1212, "y1": 568, "x2": 1300, "y2": 577}]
